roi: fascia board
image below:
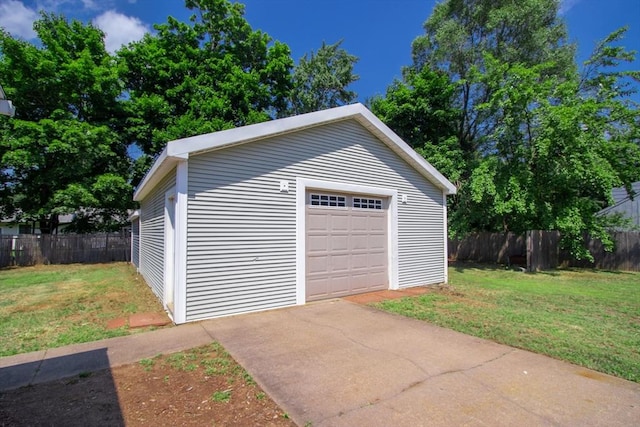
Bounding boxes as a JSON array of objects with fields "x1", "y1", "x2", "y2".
[
  {"x1": 133, "y1": 102, "x2": 457, "y2": 202},
  {"x1": 133, "y1": 148, "x2": 187, "y2": 201}
]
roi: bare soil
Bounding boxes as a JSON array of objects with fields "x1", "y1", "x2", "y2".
[{"x1": 0, "y1": 344, "x2": 296, "y2": 427}]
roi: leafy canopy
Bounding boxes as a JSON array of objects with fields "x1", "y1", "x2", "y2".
[
  {"x1": 0, "y1": 13, "x2": 132, "y2": 233},
  {"x1": 287, "y1": 40, "x2": 359, "y2": 116},
  {"x1": 374, "y1": 0, "x2": 639, "y2": 259},
  {"x1": 119, "y1": 0, "x2": 294, "y2": 158}
]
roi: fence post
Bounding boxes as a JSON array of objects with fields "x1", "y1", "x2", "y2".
[{"x1": 526, "y1": 230, "x2": 533, "y2": 272}]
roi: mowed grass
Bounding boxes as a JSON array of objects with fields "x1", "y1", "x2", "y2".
[
  {"x1": 376, "y1": 264, "x2": 640, "y2": 382},
  {"x1": 0, "y1": 262, "x2": 166, "y2": 357}
]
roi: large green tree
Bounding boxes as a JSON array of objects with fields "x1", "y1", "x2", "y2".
[
  {"x1": 411, "y1": 0, "x2": 574, "y2": 169},
  {"x1": 286, "y1": 40, "x2": 359, "y2": 116},
  {"x1": 375, "y1": 0, "x2": 639, "y2": 259},
  {"x1": 463, "y1": 30, "x2": 640, "y2": 258},
  {"x1": 119, "y1": 0, "x2": 294, "y2": 160},
  {"x1": 0, "y1": 13, "x2": 132, "y2": 233}
]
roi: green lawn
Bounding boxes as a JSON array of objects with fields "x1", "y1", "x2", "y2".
[
  {"x1": 376, "y1": 264, "x2": 640, "y2": 382},
  {"x1": 0, "y1": 263, "x2": 166, "y2": 357}
]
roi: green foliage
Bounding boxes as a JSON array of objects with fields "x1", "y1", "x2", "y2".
[
  {"x1": 375, "y1": 0, "x2": 639, "y2": 259},
  {"x1": 411, "y1": 0, "x2": 575, "y2": 157},
  {"x1": 0, "y1": 13, "x2": 132, "y2": 232},
  {"x1": 460, "y1": 33, "x2": 640, "y2": 259},
  {"x1": 211, "y1": 390, "x2": 232, "y2": 402},
  {"x1": 287, "y1": 40, "x2": 359, "y2": 115},
  {"x1": 370, "y1": 67, "x2": 463, "y2": 184},
  {"x1": 119, "y1": 0, "x2": 294, "y2": 156}
]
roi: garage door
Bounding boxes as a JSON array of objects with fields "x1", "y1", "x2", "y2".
[{"x1": 306, "y1": 192, "x2": 388, "y2": 301}]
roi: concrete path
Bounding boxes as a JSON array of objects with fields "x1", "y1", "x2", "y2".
[
  {"x1": 200, "y1": 300, "x2": 640, "y2": 427},
  {"x1": 0, "y1": 323, "x2": 215, "y2": 391},
  {"x1": 1, "y1": 299, "x2": 639, "y2": 426}
]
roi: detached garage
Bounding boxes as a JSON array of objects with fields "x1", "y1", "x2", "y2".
[{"x1": 133, "y1": 103, "x2": 456, "y2": 323}]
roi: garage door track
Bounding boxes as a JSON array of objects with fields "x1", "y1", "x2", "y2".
[{"x1": 200, "y1": 300, "x2": 639, "y2": 427}]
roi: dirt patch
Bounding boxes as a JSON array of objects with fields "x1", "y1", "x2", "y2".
[{"x1": 0, "y1": 344, "x2": 295, "y2": 427}]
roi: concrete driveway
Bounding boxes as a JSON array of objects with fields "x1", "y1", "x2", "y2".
[{"x1": 200, "y1": 299, "x2": 640, "y2": 427}]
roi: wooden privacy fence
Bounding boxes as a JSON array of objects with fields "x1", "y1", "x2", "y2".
[
  {"x1": 449, "y1": 230, "x2": 640, "y2": 272},
  {"x1": 447, "y1": 232, "x2": 526, "y2": 265},
  {"x1": 0, "y1": 234, "x2": 131, "y2": 267}
]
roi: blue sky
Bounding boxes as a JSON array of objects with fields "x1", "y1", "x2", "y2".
[{"x1": 2, "y1": 0, "x2": 639, "y2": 102}]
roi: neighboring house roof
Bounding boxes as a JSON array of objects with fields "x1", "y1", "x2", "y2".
[
  {"x1": 134, "y1": 103, "x2": 457, "y2": 201},
  {"x1": 598, "y1": 181, "x2": 640, "y2": 227}
]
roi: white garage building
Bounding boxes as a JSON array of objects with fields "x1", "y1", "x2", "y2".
[{"x1": 131, "y1": 103, "x2": 456, "y2": 323}]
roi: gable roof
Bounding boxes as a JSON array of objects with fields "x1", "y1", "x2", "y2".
[{"x1": 133, "y1": 103, "x2": 457, "y2": 201}]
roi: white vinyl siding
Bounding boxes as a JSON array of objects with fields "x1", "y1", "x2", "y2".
[
  {"x1": 131, "y1": 218, "x2": 140, "y2": 268},
  {"x1": 139, "y1": 169, "x2": 176, "y2": 300},
  {"x1": 186, "y1": 120, "x2": 445, "y2": 321}
]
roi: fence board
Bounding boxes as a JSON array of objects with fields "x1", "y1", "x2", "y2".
[
  {"x1": 448, "y1": 232, "x2": 525, "y2": 264},
  {"x1": 450, "y1": 230, "x2": 640, "y2": 272},
  {"x1": 0, "y1": 234, "x2": 131, "y2": 268}
]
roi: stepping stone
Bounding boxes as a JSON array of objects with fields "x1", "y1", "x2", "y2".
[
  {"x1": 128, "y1": 312, "x2": 172, "y2": 329},
  {"x1": 106, "y1": 317, "x2": 127, "y2": 330}
]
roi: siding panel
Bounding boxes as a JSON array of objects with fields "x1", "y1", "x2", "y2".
[
  {"x1": 131, "y1": 218, "x2": 140, "y2": 268},
  {"x1": 186, "y1": 120, "x2": 445, "y2": 321},
  {"x1": 139, "y1": 169, "x2": 176, "y2": 301}
]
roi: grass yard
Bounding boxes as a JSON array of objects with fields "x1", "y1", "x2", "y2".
[
  {"x1": 0, "y1": 262, "x2": 166, "y2": 357},
  {"x1": 376, "y1": 263, "x2": 640, "y2": 383}
]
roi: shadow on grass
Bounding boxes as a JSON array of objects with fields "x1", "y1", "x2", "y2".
[
  {"x1": 0, "y1": 348, "x2": 125, "y2": 426},
  {"x1": 449, "y1": 260, "x2": 512, "y2": 273}
]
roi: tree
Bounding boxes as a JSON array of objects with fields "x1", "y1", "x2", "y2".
[
  {"x1": 411, "y1": 0, "x2": 574, "y2": 169},
  {"x1": 287, "y1": 40, "x2": 359, "y2": 116},
  {"x1": 119, "y1": 0, "x2": 294, "y2": 157},
  {"x1": 0, "y1": 13, "x2": 132, "y2": 233},
  {"x1": 370, "y1": 67, "x2": 463, "y2": 184},
  {"x1": 375, "y1": 0, "x2": 639, "y2": 259},
  {"x1": 462, "y1": 30, "x2": 640, "y2": 259}
]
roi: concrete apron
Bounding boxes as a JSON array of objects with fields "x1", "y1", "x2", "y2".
[{"x1": 200, "y1": 299, "x2": 640, "y2": 427}]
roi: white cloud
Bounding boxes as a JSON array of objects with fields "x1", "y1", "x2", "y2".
[
  {"x1": 0, "y1": 1, "x2": 39, "y2": 39},
  {"x1": 93, "y1": 10, "x2": 148, "y2": 53},
  {"x1": 37, "y1": 0, "x2": 110, "y2": 12},
  {"x1": 559, "y1": 0, "x2": 582, "y2": 15}
]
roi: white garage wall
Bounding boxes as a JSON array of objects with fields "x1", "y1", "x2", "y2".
[
  {"x1": 186, "y1": 119, "x2": 445, "y2": 321},
  {"x1": 139, "y1": 168, "x2": 176, "y2": 300}
]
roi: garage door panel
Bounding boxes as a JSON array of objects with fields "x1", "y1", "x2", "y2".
[
  {"x1": 368, "y1": 234, "x2": 387, "y2": 250},
  {"x1": 351, "y1": 215, "x2": 370, "y2": 231},
  {"x1": 307, "y1": 235, "x2": 328, "y2": 252},
  {"x1": 330, "y1": 254, "x2": 351, "y2": 272},
  {"x1": 330, "y1": 235, "x2": 349, "y2": 251},
  {"x1": 367, "y1": 272, "x2": 387, "y2": 287},
  {"x1": 368, "y1": 215, "x2": 386, "y2": 230},
  {"x1": 351, "y1": 253, "x2": 369, "y2": 269},
  {"x1": 329, "y1": 275, "x2": 350, "y2": 294},
  {"x1": 351, "y1": 235, "x2": 370, "y2": 250},
  {"x1": 307, "y1": 213, "x2": 329, "y2": 230},
  {"x1": 369, "y1": 252, "x2": 387, "y2": 268},
  {"x1": 306, "y1": 192, "x2": 389, "y2": 302},
  {"x1": 330, "y1": 214, "x2": 350, "y2": 231},
  {"x1": 306, "y1": 277, "x2": 328, "y2": 298},
  {"x1": 307, "y1": 256, "x2": 329, "y2": 274}
]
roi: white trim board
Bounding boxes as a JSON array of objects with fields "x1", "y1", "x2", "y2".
[
  {"x1": 295, "y1": 178, "x2": 399, "y2": 305},
  {"x1": 134, "y1": 103, "x2": 457, "y2": 201}
]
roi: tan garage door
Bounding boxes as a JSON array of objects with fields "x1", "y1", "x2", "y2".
[{"x1": 306, "y1": 192, "x2": 388, "y2": 301}]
